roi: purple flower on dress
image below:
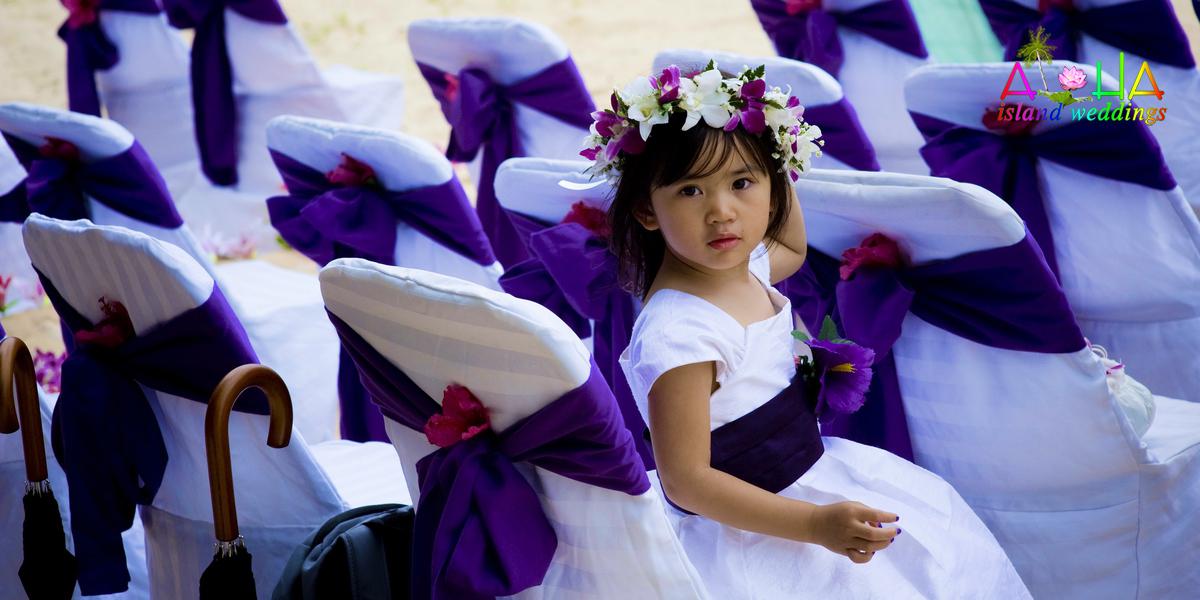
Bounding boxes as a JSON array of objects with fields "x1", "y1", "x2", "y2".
[{"x1": 807, "y1": 339, "x2": 874, "y2": 421}]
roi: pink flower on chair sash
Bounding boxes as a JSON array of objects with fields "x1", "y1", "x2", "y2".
[
  {"x1": 74, "y1": 297, "x2": 135, "y2": 348},
  {"x1": 325, "y1": 153, "x2": 379, "y2": 188},
  {"x1": 63, "y1": 0, "x2": 100, "y2": 29},
  {"x1": 560, "y1": 201, "x2": 611, "y2": 238},
  {"x1": 839, "y1": 232, "x2": 904, "y2": 280},
  {"x1": 444, "y1": 73, "x2": 461, "y2": 104},
  {"x1": 785, "y1": 0, "x2": 822, "y2": 15},
  {"x1": 38, "y1": 137, "x2": 81, "y2": 161},
  {"x1": 424, "y1": 384, "x2": 491, "y2": 447}
]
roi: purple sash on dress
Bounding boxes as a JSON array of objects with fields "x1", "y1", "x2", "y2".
[
  {"x1": 1, "y1": 134, "x2": 183, "y2": 228},
  {"x1": 36, "y1": 270, "x2": 266, "y2": 595},
  {"x1": 162, "y1": 0, "x2": 289, "y2": 186},
  {"x1": 911, "y1": 112, "x2": 1175, "y2": 279},
  {"x1": 268, "y1": 149, "x2": 495, "y2": 442},
  {"x1": 329, "y1": 312, "x2": 649, "y2": 600},
  {"x1": 665, "y1": 372, "x2": 825, "y2": 515},
  {"x1": 498, "y1": 222, "x2": 654, "y2": 470},
  {"x1": 749, "y1": 0, "x2": 929, "y2": 79},
  {"x1": 979, "y1": 0, "x2": 1196, "y2": 68},
  {"x1": 58, "y1": 0, "x2": 162, "y2": 117},
  {"x1": 802, "y1": 98, "x2": 880, "y2": 171},
  {"x1": 417, "y1": 59, "x2": 595, "y2": 269},
  {"x1": 777, "y1": 232, "x2": 1085, "y2": 459}
]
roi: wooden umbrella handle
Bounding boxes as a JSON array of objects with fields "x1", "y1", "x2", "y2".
[
  {"x1": 205, "y1": 364, "x2": 293, "y2": 543},
  {"x1": 0, "y1": 337, "x2": 48, "y2": 482}
]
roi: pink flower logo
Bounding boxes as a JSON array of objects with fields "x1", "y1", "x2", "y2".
[
  {"x1": 1058, "y1": 66, "x2": 1087, "y2": 91},
  {"x1": 424, "y1": 384, "x2": 491, "y2": 448}
]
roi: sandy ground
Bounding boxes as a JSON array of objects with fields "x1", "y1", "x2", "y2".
[{"x1": 1, "y1": 0, "x2": 1199, "y2": 354}]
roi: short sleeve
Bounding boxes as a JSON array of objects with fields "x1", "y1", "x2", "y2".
[
  {"x1": 619, "y1": 292, "x2": 744, "y2": 404},
  {"x1": 748, "y1": 242, "x2": 771, "y2": 286}
]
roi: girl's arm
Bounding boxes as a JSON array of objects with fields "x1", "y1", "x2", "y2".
[
  {"x1": 649, "y1": 361, "x2": 899, "y2": 562},
  {"x1": 767, "y1": 185, "x2": 807, "y2": 284}
]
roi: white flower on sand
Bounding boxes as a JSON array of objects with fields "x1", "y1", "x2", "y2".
[
  {"x1": 620, "y1": 77, "x2": 671, "y2": 141},
  {"x1": 678, "y1": 68, "x2": 733, "y2": 130}
]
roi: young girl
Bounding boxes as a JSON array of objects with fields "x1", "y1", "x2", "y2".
[{"x1": 592, "y1": 65, "x2": 1032, "y2": 598}]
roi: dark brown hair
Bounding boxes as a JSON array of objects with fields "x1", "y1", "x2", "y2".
[{"x1": 607, "y1": 110, "x2": 793, "y2": 298}]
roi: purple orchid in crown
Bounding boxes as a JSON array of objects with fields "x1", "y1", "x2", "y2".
[{"x1": 794, "y1": 316, "x2": 875, "y2": 423}]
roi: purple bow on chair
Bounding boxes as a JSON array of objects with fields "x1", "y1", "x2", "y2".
[
  {"x1": 911, "y1": 112, "x2": 1175, "y2": 279},
  {"x1": 498, "y1": 215, "x2": 654, "y2": 470},
  {"x1": 268, "y1": 150, "x2": 495, "y2": 442},
  {"x1": 57, "y1": 0, "x2": 162, "y2": 117},
  {"x1": 36, "y1": 271, "x2": 266, "y2": 595},
  {"x1": 749, "y1": 0, "x2": 928, "y2": 79},
  {"x1": 778, "y1": 231, "x2": 1085, "y2": 460},
  {"x1": 418, "y1": 59, "x2": 595, "y2": 269},
  {"x1": 329, "y1": 312, "x2": 649, "y2": 600},
  {"x1": 802, "y1": 98, "x2": 880, "y2": 170},
  {"x1": 162, "y1": 0, "x2": 288, "y2": 186},
  {"x1": 979, "y1": 0, "x2": 1196, "y2": 68},
  {"x1": 1, "y1": 133, "x2": 183, "y2": 227}
]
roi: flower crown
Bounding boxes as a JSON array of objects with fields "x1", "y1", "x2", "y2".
[{"x1": 581, "y1": 62, "x2": 823, "y2": 183}]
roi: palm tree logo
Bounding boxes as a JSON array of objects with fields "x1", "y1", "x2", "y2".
[{"x1": 1017, "y1": 26, "x2": 1093, "y2": 106}]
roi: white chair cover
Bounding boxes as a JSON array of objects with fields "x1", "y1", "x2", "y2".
[
  {"x1": 22, "y1": 215, "x2": 408, "y2": 597},
  {"x1": 651, "y1": 48, "x2": 872, "y2": 171},
  {"x1": 905, "y1": 62, "x2": 1200, "y2": 404},
  {"x1": 265, "y1": 115, "x2": 504, "y2": 289},
  {"x1": 796, "y1": 168, "x2": 1200, "y2": 599},
  {"x1": 407, "y1": 16, "x2": 591, "y2": 180},
  {"x1": 988, "y1": 0, "x2": 1200, "y2": 206},
  {"x1": 0, "y1": 103, "x2": 341, "y2": 443},
  {"x1": 94, "y1": 9, "x2": 198, "y2": 198},
  {"x1": 817, "y1": 0, "x2": 934, "y2": 174},
  {"x1": 494, "y1": 157, "x2": 607, "y2": 226},
  {"x1": 320, "y1": 260, "x2": 709, "y2": 599},
  {"x1": 1, "y1": 141, "x2": 39, "y2": 317}
]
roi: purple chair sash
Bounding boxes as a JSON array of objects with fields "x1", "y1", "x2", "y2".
[
  {"x1": 268, "y1": 149, "x2": 496, "y2": 442},
  {"x1": 778, "y1": 232, "x2": 1086, "y2": 460},
  {"x1": 36, "y1": 269, "x2": 266, "y2": 595},
  {"x1": 417, "y1": 58, "x2": 595, "y2": 269},
  {"x1": 58, "y1": 0, "x2": 162, "y2": 117},
  {"x1": 911, "y1": 112, "x2": 1175, "y2": 279},
  {"x1": 329, "y1": 312, "x2": 649, "y2": 600},
  {"x1": 802, "y1": 98, "x2": 880, "y2": 171},
  {"x1": 0, "y1": 177, "x2": 28, "y2": 223},
  {"x1": 665, "y1": 371, "x2": 825, "y2": 515},
  {"x1": 979, "y1": 0, "x2": 1196, "y2": 69},
  {"x1": 162, "y1": 0, "x2": 288, "y2": 186},
  {"x1": 498, "y1": 222, "x2": 654, "y2": 470},
  {"x1": 749, "y1": 0, "x2": 929, "y2": 79},
  {"x1": 1, "y1": 134, "x2": 183, "y2": 228}
]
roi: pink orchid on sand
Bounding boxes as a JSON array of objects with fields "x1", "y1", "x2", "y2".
[
  {"x1": 33, "y1": 350, "x2": 66, "y2": 394},
  {"x1": 839, "y1": 232, "x2": 904, "y2": 281},
  {"x1": 1058, "y1": 65, "x2": 1087, "y2": 91},
  {"x1": 326, "y1": 153, "x2": 379, "y2": 187},
  {"x1": 785, "y1": 0, "x2": 822, "y2": 15},
  {"x1": 560, "y1": 201, "x2": 611, "y2": 238},
  {"x1": 63, "y1": 0, "x2": 100, "y2": 29},
  {"x1": 424, "y1": 384, "x2": 491, "y2": 448}
]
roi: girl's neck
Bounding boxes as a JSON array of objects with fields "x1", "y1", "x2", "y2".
[{"x1": 648, "y1": 245, "x2": 753, "y2": 300}]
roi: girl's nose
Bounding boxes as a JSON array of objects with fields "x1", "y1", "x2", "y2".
[{"x1": 707, "y1": 193, "x2": 737, "y2": 224}]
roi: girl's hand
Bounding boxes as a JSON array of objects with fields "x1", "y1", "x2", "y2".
[{"x1": 807, "y1": 502, "x2": 900, "y2": 564}]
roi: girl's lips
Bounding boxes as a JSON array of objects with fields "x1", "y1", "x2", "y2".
[{"x1": 708, "y1": 236, "x2": 740, "y2": 250}]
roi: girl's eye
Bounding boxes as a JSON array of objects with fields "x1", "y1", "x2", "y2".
[
  {"x1": 733, "y1": 178, "x2": 753, "y2": 190},
  {"x1": 679, "y1": 185, "x2": 701, "y2": 197}
]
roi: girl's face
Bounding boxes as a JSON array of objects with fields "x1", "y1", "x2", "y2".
[{"x1": 638, "y1": 151, "x2": 771, "y2": 275}]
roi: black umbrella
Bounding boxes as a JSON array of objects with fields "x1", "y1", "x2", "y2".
[
  {"x1": 1, "y1": 336, "x2": 78, "y2": 600},
  {"x1": 201, "y1": 364, "x2": 293, "y2": 600}
]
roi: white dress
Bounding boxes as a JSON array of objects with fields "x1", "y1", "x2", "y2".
[{"x1": 619, "y1": 245, "x2": 1032, "y2": 599}]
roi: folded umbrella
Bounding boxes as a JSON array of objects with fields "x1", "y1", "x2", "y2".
[
  {"x1": 1, "y1": 336, "x2": 78, "y2": 600},
  {"x1": 200, "y1": 364, "x2": 293, "y2": 600}
]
